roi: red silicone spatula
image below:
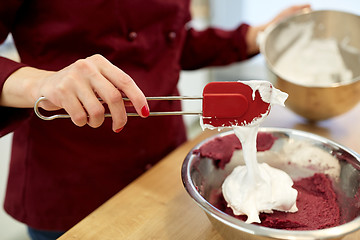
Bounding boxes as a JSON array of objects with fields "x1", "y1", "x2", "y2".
[
  {"x1": 34, "y1": 81, "x2": 272, "y2": 127},
  {"x1": 202, "y1": 81, "x2": 270, "y2": 127}
]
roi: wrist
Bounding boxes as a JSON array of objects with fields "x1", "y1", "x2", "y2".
[
  {"x1": 246, "y1": 24, "x2": 267, "y2": 56},
  {"x1": 1, "y1": 66, "x2": 53, "y2": 108}
]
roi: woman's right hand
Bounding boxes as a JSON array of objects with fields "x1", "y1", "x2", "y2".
[{"x1": 0, "y1": 54, "x2": 149, "y2": 133}]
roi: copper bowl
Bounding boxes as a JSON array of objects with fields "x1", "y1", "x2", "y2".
[{"x1": 260, "y1": 10, "x2": 360, "y2": 121}]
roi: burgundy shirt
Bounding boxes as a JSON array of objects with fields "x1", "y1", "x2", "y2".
[{"x1": 0, "y1": 0, "x2": 250, "y2": 230}]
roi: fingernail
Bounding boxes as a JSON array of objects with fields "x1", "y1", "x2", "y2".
[
  {"x1": 115, "y1": 127, "x2": 124, "y2": 133},
  {"x1": 141, "y1": 105, "x2": 150, "y2": 117}
]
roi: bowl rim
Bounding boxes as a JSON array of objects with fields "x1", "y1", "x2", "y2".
[
  {"x1": 181, "y1": 127, "x2": 360, "y2": 239},
  {"x1": 259, "y1": 9, "x2": 360, "y2": 89}
]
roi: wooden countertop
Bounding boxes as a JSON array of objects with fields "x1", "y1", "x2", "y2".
[{"x1": 59, "y1": 103, "x2": 360, "y2": 240}]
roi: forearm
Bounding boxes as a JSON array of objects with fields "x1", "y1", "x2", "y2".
[
  {"x1": 180, "y1": 24, "x2": 250, "y2": 70},
  {"x1": 0, "y1": 66, "x2": 53, "y2": 108},
  {"x1": 1, "y1": 54, "x2": 150, "y2": 132}
]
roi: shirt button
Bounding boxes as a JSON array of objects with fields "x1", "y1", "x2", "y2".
[
  {"x1": 128, "y1": 31, "x2": 137, "y2": 41},
  {"x1": 168, "y1": 31, "x2": 177, "y2": 41}
]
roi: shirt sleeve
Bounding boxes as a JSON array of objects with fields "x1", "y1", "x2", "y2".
[
  {"x1": 0, "y1": 58, "x2": 30, "y2": 138},
  {"x1": 180, "y1": 23, "x2": 253, "y2": 70},
  {"x1": 0, "y1": 1, "x2": 30, "y2": 137}
]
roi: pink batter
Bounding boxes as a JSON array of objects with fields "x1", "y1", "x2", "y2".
[
  {"x1": 194, "y1": 132, "x2": 276, "y2": 169},
  {"x1": 212, "y1": 173, "x2": 340, "y2": 230},
  {"x1": 195, "y1": 132, "x2": 359, "y2": 230}
]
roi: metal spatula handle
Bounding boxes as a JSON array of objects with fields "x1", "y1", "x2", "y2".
[{"x1": 34, "y1": 96, "x2": 202, "y2": 120}]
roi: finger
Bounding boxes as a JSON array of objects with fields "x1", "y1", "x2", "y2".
[
  {"x1": 88, "y1": 55, "x2": 149, "y2": 118},
  {"x1": 87, "y1": 71, "x2": 128, "y2": 132},
  {"x1": 77, "y1": 87, "x2": 106, "y2": 128},
  {"x1": 109, "y1": 70, "x2": 149, "y2": 118},
  {"x1": 287, "y1": 4, "x2": 311, "y2": 15},
  {"x1": 38, "y1": 98, "x2": 62, "y2": 111},
  {"x1": 41, "y1": 91, "x2": 88, "y2": 127},
  {"x1": 61, "y1": 96, "x2": 88, "y2": 127}
]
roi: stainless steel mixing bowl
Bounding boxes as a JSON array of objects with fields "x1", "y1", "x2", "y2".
[
  {"x1": 181, "y1": 128, "x2": 360, "y2": 240},
  {"x1": 260, "y1": 10, "x2": 360, "y2": 121}
]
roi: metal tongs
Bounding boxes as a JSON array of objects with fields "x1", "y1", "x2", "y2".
[
  {"x1": 34, "y1": 81, "x2": 271, "y2": 127},
  {"x1": 34, "y1": 96, "x2": 202, "y2": 119}
]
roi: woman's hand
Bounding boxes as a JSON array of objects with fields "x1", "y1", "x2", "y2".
[
  {"x1": 246, "y1": 4, "x2": 311, "y2": 55},
  {"x1": 269, "y1": 4, "x2": 312, "y2": 26},
  {"x1": 0, "y1": 54, "x2": 149, "y2": 133}
]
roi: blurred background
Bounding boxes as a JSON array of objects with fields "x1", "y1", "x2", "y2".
[{"x1": 1, "y1": 1, "x2": 360, "y2": 239}]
